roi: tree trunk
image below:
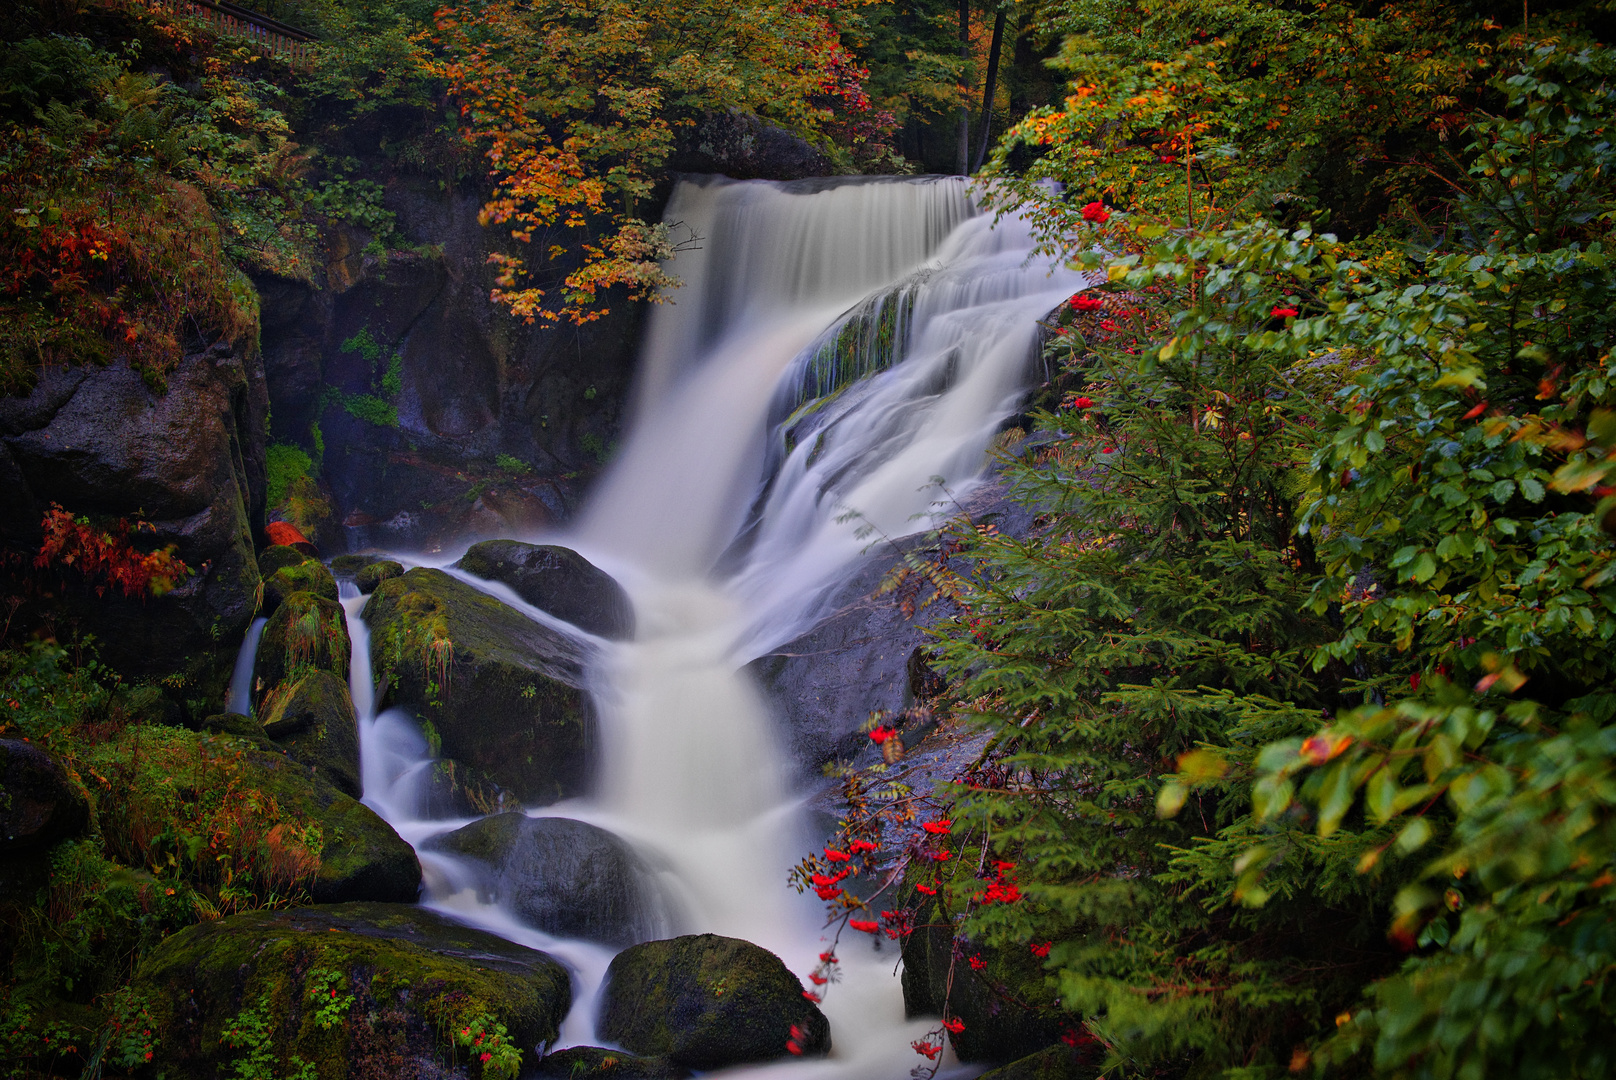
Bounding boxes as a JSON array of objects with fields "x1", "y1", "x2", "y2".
[
  {"x1": 971, "y1": 8, "x2": 1006, "y2": 173},
  {"x1": 957, "y1": 0, "x2": 971, "y2": 175}
]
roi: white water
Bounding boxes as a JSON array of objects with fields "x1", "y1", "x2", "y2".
[
  {"x1": 226, "y1": 616, "x2": 267, "y2": 716},
  {"x1": 337, "y1": 175, "x2": 1085, "y2": 1076}
]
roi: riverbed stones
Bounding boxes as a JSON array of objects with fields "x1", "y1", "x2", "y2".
[
  {"x1": 457, "y1": 540, "x2": 633, "y2": 639},
  {"x1": 260, "y1": 669, "x2": 361, "y2": 797},
  {"x1": 134, "y1": 902, "x2": 570, "y2": 1079},
  {"x1": 364, "y1": 567, "x2": 593, "y2": 805},
  {"x1": 426, "y1": 813, "x2": 661, "y2": 946},
  {"x1": 598, "y1": 933, "x2": 830, "y2": 1068},
  {"x1": 0, "y1": 739, "x2": 88, "y2": 853},
  {"x1": 253, "y1": 590, "x2": 350, "y2": 704},
  {"x1": 536, "y1": 1046, "x2": 690, "y2": 1078}
]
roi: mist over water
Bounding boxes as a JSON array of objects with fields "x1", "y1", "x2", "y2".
[{"x1": 341, "y1": 174, "x2": 1083, "y2": 1075}]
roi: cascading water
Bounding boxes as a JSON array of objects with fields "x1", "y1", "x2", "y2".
[{"x1": 342, "y1": 174, "x2": 1085, "y2": 1076}]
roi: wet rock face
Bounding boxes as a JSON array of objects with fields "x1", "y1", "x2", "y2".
[
  {"x1": 746, "y1": 474, "x2": 1037, "y2": 774},
  {"x1": 457, "y1": 540, "x2": 634, "y2": 639},
  {"x1": 598, "y1": 934, "x2": 831, "y2": 1070},
  {"x1": 427, "y1": 813, "x2": 663, "y2": 947},
  {"x1": 134, "y1": 902, "x2": 569, "y2": 1080},
  {"x1": 260, "y1": 669, "x2": 361, "y2": 797},
  {"x1": 363, "y1": 568, "x2": 594, "y2": 806},
  {"x1": 667, "y1": 111, "x2": 834, "y2": 180},
  {"x1": 0, "y1": 347, "x2": 267, "y2": 700},
  {"x1": 0, "y1": 739, "x2": 89, "y2": 854},
  {"x1": 978, "y1": 1044, "x2": 1097, "y2": 1080}
]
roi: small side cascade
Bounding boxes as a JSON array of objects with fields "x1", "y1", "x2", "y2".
[{"x1": 225, "y1": 616, "x2": 267, "y2": 717}]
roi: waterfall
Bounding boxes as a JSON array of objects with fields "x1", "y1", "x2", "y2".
[{"x1": 343, "y1": 174, "x2": 1084, "y2": 1077}]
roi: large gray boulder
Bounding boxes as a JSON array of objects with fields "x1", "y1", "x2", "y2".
[
  {"x1": 363, "y1": 568, "x2": 594, "y2": 806},
  {"x1": 598, "y1": 934, "x2": 830, "y2": 1069},
  {"x1": 457, "y1": 540, "x2": 633, "y2": 639},
  {"x1": 134, "y1": 902, "x2": 570, "y2": 1079},
  {"x1": 427, "y1": 813, "x2": 662, "y2": 947},
  {"x1": 260, "y1": 668, "x2": 361, "y2": 797},
  {"x1": 0, "y1": 347, "x2": 267, "y2": 703}
]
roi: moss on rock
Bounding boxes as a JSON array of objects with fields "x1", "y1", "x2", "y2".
[
  {"x1": 362, "y1": 568, "x2": 593, "y2": 806},
  {"x1": 260, "y1": 669, "x2": 361, "y2": 797},
  {"x1": 354, "y1": 559, "x2": 404, "y2": 594},
  {"x1": 978, "y1": 1044, "x2": 1096, "y2": 1080},
  {"x1": 535, "y1": 1046, "x2": 690, "y2": 1078},
  {"x1": 259, "y1": 544, "x2": 320, "y2": 579},
  {"x1": 597, "y1": 934, "x2": 830, "y2": 1069},
  {"x1": 262, "y1": 559, "x2": 340, "y2": 616},
  {"x1": 255, "y1": 591, "x2": 350, "y2": 707},
  {"x1": 133, "y1": 902, "x2": 571, "y2": 1080}
]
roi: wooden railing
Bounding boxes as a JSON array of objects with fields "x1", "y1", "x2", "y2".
[{"x1": 129, "y1": 0, "x2": 319, "y2": 66}]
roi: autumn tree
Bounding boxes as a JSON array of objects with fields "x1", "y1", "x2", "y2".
[{"x1": 429, "y1": 0, "x2": 882, "y2": 324}]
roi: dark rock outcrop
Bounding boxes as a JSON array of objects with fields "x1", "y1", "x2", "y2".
[
  {"x1": 0, "y1": 739, "x2": 89, "y2": 853},
  {"x1": 252, "y1": 179, "x2": 642, "y2": 553},
  {"x1": 536, "y1": 1046, "x2": 690, "y2": 1079},
  {"x1": 364, "y1": 568, "x2": 593, "y2": 806},
  {"x1": 427, "y1": 813, "x2": 662, "y2": 946},
  {"x1": 261, "y1": 669, "x2": 361, "y2": 797},
  {"x1": 669, "y1": 111, "x2": 834, "y2": 180},
  {"x1": 598, "y1": 934, "x2": 830, "y2": 1069},
  {"x1": 253, "y1": 590, "x2": 350, "y2": 703},
  {"x1": 134, "y1": 902, "x2": 569, "y2": 1079},
  {"x1": 0, "y1": 346, "x2": 267, "y2": 702},
  {"x1": 457, "y1": 540, "x2": 633, "y2": 639}
]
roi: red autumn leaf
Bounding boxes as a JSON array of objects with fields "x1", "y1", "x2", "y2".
[
  {"x1": 848, "y1": 838, "x2": 879, "y2": 854},
  {"x1": 1030, "y1": 941, "x2": 1051, "y2": 958},
  {"x1": 1462, "y1": 400, "x2": 1489, "y2": 419},
  {"x1": 869, "y1": 726, "x2": 896, "y2": 743},
  {"x1": 1070, "y1": 294, "x2": 1104, "y2": 311},
  {"x1": 1072, "y1": 395, "x2": 1094, "y2": 409},
  {"x1": 848, "y1": 919, "x2": 880, "y2": 933},
  {"x1": 921, "y1": 820, "x2": 952, "y2": 834},
  {"x1": 943, "y1": 1017, "x2": 965, "y2": 1033},
  {"x1": 1081, "y1": 201, "x2": 1111, "y2": 224},
  {"x1": 1271, "y1": 305, "x2": 1299, "y2": 317},
  {"x1": 824, "y1": 847, "x2": 850, "y2": 862}
]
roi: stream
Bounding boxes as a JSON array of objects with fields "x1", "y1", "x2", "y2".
[{"x1": 304, "y1": 174, "x2": 1080, "y2": 1077}]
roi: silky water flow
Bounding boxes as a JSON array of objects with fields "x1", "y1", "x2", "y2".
[{"x1": 325, "y1": 174, "x2": 1086, "y2": 1076}]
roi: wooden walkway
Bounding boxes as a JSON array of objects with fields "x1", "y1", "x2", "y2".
[{"x1": 134, "y1": 0, "x2": 318, "y2": 65}]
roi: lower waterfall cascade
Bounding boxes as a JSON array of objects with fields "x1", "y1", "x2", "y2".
[{"x1": 338, "y1": 174, "x2": 1087, "y2": 1077}]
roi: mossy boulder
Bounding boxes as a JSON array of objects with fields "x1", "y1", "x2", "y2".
[
  {"x1": 536, "y1": 1046, "x2": 690, "y2": 1078},
  {"x1": 0, "y1": 739, "x2": 88, "y2": 854},
  {"x1": 979, "y1": 1044, "x2": 1096, "y2": 1080},
  {"x1": 354, "y1": 559, "x2": 404, "y2": 594},
  {"x1": 133, "y1": 902, "x2": 571, "y2": 1080},
  {"x1": 457, "y1": 540, "x2": 633, "y2": 639},
  {"x1": 329, "y1": 553, "x2": 373, "y2": 576},
  {"x1": 899, "y1": 871, "x2": 1063, "y2": 1063},
  {"x1": 262, "y1": 558, "x2": 340, "y2": 616},
  {"x1": 261, "y1": 669, "x2": 361, "y2": 797},
  {"x1": 363, "y1": 568, "x2": 593, "y2": 806},
  {"x1": 259, "y1": 543, "x2": 320, "y2": 579},
  {"x1": 597, "y1": 934, "x2": 830, "y2": 1069},
  {"x1": 254, "y1": 590, "x2": 350, "y2": 707},
  {"x1": 201, "y1": 712, "x2": 272, "y2": 744},
  {"x1": 426, "y1": 813, "x2": 663, "y2": 946}
]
